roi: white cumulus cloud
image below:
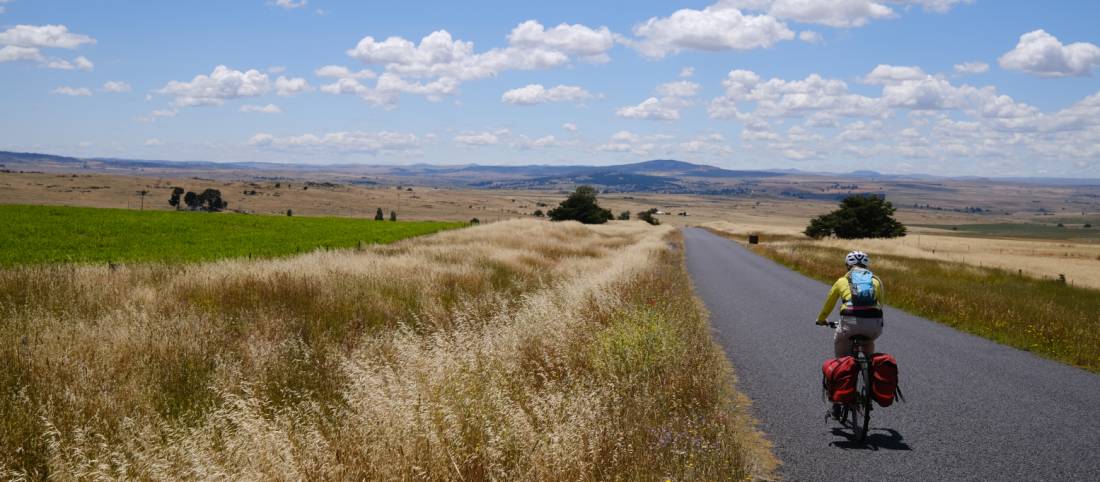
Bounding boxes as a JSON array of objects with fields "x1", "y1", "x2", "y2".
[
  {"x1": 656, "y1": 80, "x2": 701, "y2": 98},
  {"x1": 617, "y1": 97, "x2": 681, "y2": 121},
  {"x1": 45, "y1": 55, "x2": 93, "y2": 71},
  {"x1": 249, "y1": 131, "x2": 421, "y2": 154},
  {"x1": 863, "y1": 64, "x2": 927, "y2": 84},
  {"x1": 954, "y1": 61, "x2": 989, "y2": 75},
  {"x1": 275, "y1": 75, "x2": 312, "y2": 96},
  {"x1": 799, "y1": 30, "x2": 824, "y2": 43},
  {"x1": 339, "y1": 20, "x2": 614, "y2": 105},
  {"x1": 999, "y1": 29, "x2": 1100, "y2": 77},
  {"x1": 0, "y1": 45, "x2": 42, "y2": 62},
  {"x1": 454, "y1": 131, "x2": 501, "y2": 146},
  {"x1": 507, "y1": 20, "x2": 615, "y2": 62},
  {"x1": 157, "y1": 65, "x2": 270, "y2": 107},
  {"x1": 710, "y1": 69, "x2": 885, "y2": 120},
  {"x1": 628, "y1": 3, "x2": 794, "y2": 58},
  {"x1": 51, "y1": 86, "x2": 91, "y2": 96},
  {"x1": 240, "y1": 103, "x2": 282, "y2": 114},
  {"x1": 272, "y1": 0, "x2": 307, "y2": 9},
  {"x1": 516, "y1": 135, "x2": 560, "y2": 150},
  {"x1": 722, "y1": 1, "x2": 972, "y2": 28},
  {"x1": 501, "y1": 84, "x2": 595, "y2": 105},
  {"x1": 0, "y1": 24, "x2": 95, "y2": 69},
  {"x1": 0, "y1": 24, "x2": 95, "y2": 49},
  {"x1": 102, "y1": 81, "x2": 132, "y2": 93},
  {"x1": 314, "y1": 64, "x2": 376, "y2": 79},
  {"x1": 617, "y1": 80, "x2": 701, "y2": 121}
]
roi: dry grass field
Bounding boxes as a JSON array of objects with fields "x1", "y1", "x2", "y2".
[
  {"x1": 1, "y1": 170, "x2": 1052, "y2": 228},
  {"x1": 0, "y1": 170, "x2": 783, "y2": 225},
  {"x1": 704, "y1": 221, "x2": 1100, "y2": 289},
  {"x1": 0, "y1": 220, "x2": 775, "y2": 480}
]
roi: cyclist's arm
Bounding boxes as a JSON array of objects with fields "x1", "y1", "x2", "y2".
[
  {"x1": 874, "y1": 276, "x2": 884, "y2": 304},
  {"x1": 816, "y1": 279, "x2": 843, "y2": 323}
]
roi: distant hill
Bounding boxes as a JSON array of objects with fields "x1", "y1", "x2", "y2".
[
  {"x1": 1, "y1": 150, "x2": 792, "y2": 193},
  {"x1": 0, "y1": 151, "x2": 85, "y2": 165},
  {"x1": 3, "y1": 150, "x2": 1099, "y2": 189},
  {"x1": 604, "y1": 159, "x2": 781, "y2": 178}
]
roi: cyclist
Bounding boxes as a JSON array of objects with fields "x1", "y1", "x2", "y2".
[
  {"x1": 815, "y1": 251, "x2": 884, "y2": 357},
  {"x1": 816, "y1": 251, "x2": 884, "y2": 420}
]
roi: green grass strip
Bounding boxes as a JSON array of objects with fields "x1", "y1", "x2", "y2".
[{"x1": 0, "y1": 204, "x2": 464, "y2": 265}]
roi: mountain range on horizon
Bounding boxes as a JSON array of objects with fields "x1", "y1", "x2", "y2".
[{"x1": 1, "y1": 150, "x2": 1098, "y2": 188}]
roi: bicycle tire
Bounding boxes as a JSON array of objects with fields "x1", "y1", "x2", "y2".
[{"x1": 855, "y1": 358, "x2": 872, "y2": 442}]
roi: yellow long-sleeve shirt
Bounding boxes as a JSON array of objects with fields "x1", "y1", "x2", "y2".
[{"x1": 816, "y1": 272, "x2": 884, "y2": 322}]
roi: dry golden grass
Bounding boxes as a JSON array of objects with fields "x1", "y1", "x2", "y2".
[
  {"x1": 2, "y1": 170, "x2": 996, "y2": 229},
  {"x1": 804, "y1": 234, "x2": 1100, "y2": 289},
  {"x1": 1, "y1": 219, "x2": 775, "y2": 480},
  {"x1": 703, "y1": 221, "x2": 1100, "y2": 289}
]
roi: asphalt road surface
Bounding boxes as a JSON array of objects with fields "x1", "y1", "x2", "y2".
[{"x1": 682, "y1": 228, "x2": 1100, "y2": 481}]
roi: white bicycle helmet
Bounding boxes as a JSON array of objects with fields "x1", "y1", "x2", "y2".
[{"x1": 845, "y1": 251, "x2": 870, "y2": 268}]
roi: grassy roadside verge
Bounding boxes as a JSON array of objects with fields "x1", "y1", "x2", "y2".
[
  {"x1": 0, "y1": 204, "x2": 463, "y2": 265},
  {"x1": 705, "y1": 228, "x2": 1100, "y2": 373},
  {"x1": 2, "y1": 220, "x2": 775, "y2": 480}
]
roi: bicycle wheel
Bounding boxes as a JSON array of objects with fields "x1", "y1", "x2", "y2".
[{"x1": 853, "y1": 360, "x2": 872, "y2": 442}]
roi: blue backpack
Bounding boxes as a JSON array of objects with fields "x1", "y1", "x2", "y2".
[{"x1": 847, "y1": 268, "x2": 877, "y2": 307}]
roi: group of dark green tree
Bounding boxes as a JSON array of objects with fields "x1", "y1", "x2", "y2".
[
  {"x1": 543, "y1": 185, "x2": 659, "y2": 225},
  {"x1": 375, "y1": 208, "x2": 397, "y2": 221},
  {"x1": 544, "y1": 185, "x2": 906, "y2": 239},
  {"x1": 168, "y1": 187, "x2": 227, "y2": 212},
  {"x1": 804, "y1": 195, "x2": 906, "y2": 239}
]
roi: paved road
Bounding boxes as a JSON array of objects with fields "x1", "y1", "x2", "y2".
[{"x1": 682, "y1": 228, "x2": 1100, "y2": 481}]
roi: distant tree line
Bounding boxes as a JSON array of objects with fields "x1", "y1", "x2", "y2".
[{"x1": 169, "y1": 187, "x2": 227, "y2": 212}]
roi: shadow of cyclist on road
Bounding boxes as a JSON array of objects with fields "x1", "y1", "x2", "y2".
[{"x1": 830, "y1": 427, "x2": 911, "y2": 451}]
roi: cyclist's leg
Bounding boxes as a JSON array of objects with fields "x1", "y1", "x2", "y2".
[{"x1": 833, "y1": 320, "x2": 852, "y2": 358}]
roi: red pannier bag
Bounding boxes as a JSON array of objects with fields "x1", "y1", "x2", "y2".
[
  {"x1": 822, "y1": 356, "x2": 858, "y2": 404},
  {"x1": 871, "y1": 353, "x2": 900, "y2": 407}
]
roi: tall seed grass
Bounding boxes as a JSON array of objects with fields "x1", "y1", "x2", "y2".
[
  {"x1": 744, "y1": 240, "x2": 1100, "y2": 373},
  {"x1": 1, "y1": 220, "x2": 774, "y2": 480}
]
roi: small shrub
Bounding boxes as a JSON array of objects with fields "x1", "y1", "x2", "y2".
[
  {"x1": 286, "y1": 209, "x2": 293, "y2": 217},
  {"x1": 375, "y1": 208, "x2": 384, "y2": 221},
  {"x1": 618, "y1": 211, "x2": 631, "y2": 221},
  {"x1": 533, "y1": 209, "x2": 545, "y2": 217},
  {"x1": 638, "y1": 209, "x2": 660, "y2": 226},
  {"x1": 389, "y1": 211, "x2": 397, "y2": 222},
  {"x1": 470, "y1": 218, "x2": 480, "y2": 225}
]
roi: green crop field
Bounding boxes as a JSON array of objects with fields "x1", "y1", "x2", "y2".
[{"x1": 0, "y1": 204, "x2": 465, "y2": 265}]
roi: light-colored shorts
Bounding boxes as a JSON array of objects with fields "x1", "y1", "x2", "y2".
[{"x1": 834, "y1": 316, "x2": 883, "y2": 357}]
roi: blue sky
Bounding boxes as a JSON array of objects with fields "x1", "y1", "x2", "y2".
[{"x1": 2, "y1": 0, "x2": 1099, "y2": 176}]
